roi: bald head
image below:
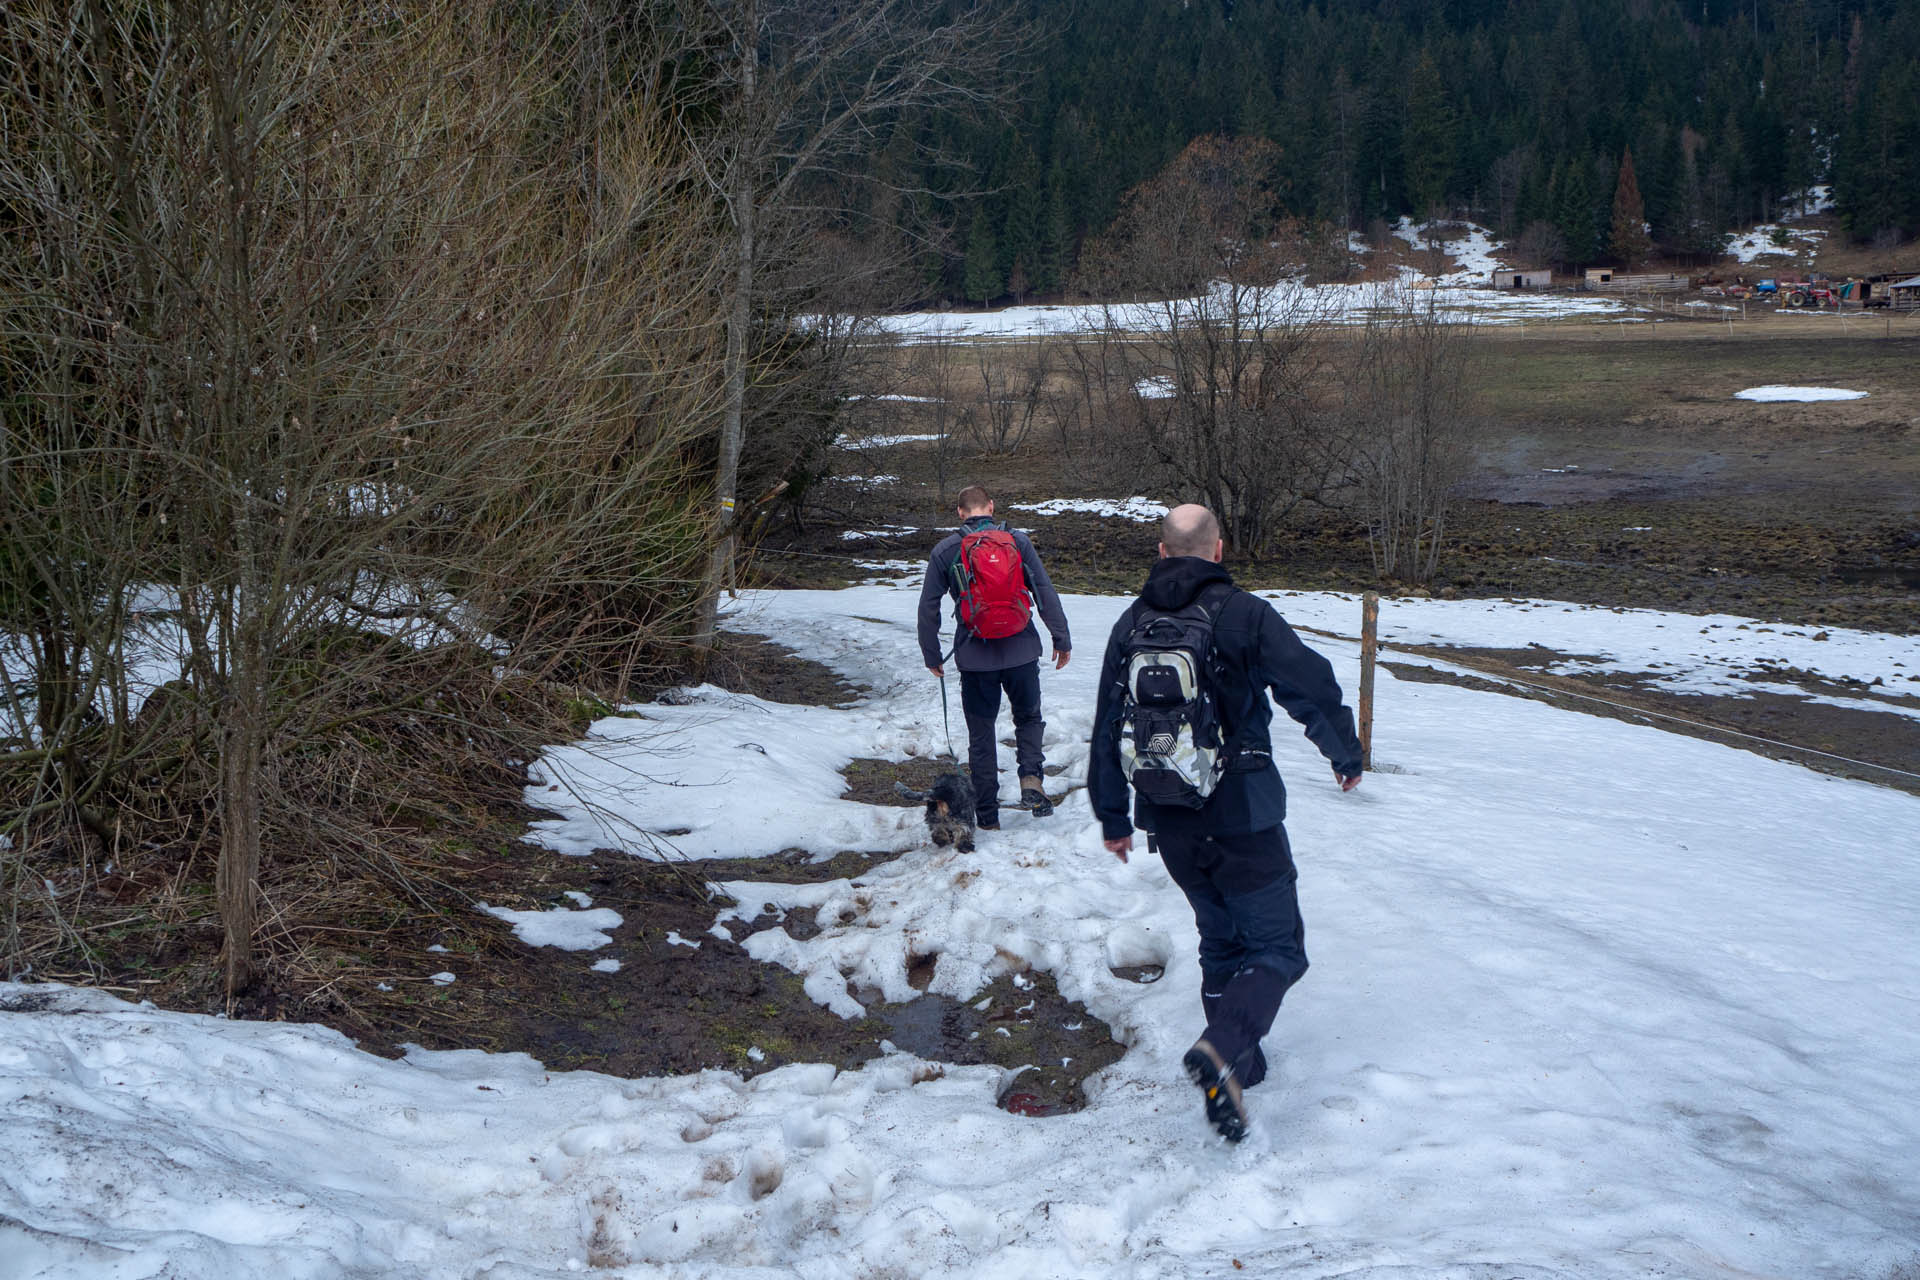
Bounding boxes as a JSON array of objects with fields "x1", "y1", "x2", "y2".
[{"x1": 1160, "y1": 504, "x2": 1223, "y2": 561}]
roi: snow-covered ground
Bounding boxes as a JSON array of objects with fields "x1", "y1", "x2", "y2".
[
  {"x1": 1726, "y1": 224, "x2": 1827, "y2": 263},
  {"x1": 6, "y1": 581, "x2": 1920, "y2": 1278},
  {"x1": 876, "y1": 282, "x2": 1629, "y2": 341},
  {"x1": 1010, "y1": 496, "x2": 1169, "y2": 523},
  {"x1": 870, "y1": 220, "x2": 1635, "y2": 342},
  {"x1": 1391, "y1": 217, "x2": 1508, "y2": 287},
  {"x1": 1735, "y1": 385, "x2": 1870, "y2": 402}
]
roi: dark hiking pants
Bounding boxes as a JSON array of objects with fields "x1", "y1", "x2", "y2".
[
  {"x1": 1154, "y1": 822, "x2": 1307, "y2": 1089},
  {"x1": 959, "y1": 660, "x2": 1044, "y2": 826}
]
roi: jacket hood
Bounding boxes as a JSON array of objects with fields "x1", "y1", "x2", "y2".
[{"x1": 1141, "y1": 556, "x2": 1234, "y2": 610}]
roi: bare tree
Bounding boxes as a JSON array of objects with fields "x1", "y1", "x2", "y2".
[
  {"x1": 2, "y1": 1, "x2": 727, "y2": 990},
  {"x1": 1343, "y1": 288, "x2": 1483, "y2": 584},
  {"x1": 1515, "y1": 221, "x2": 1568, "y2": 270},
  {"x1": 908, "y1": 323, "x2": 969, "y2": 499},
  {"x1": 1079, "y1": 137, "x2": 1352, "y2": 553},
  {"x1": 688, "y1": 0, "x2": 1030, "y2": 649},
  {"x1": 968, "y1": 342, "x2": 1049, "y2": 455}
]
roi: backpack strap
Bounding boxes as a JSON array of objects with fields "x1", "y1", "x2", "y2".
[{"x1": 1193, "y1": 581, "x2": 1247, "y2": 761}]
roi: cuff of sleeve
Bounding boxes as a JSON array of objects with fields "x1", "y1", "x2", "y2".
[{"x1": 1100, "y1": 815, "x2": 1134, "y2": 841}]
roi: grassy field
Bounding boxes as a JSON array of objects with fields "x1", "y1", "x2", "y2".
[{"x1": 784, "y1": 317, "x2": 1920, "y2": 626}]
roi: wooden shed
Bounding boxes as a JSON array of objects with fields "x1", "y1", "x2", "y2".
[
  {"x1": 1586, "y1": 270, "x2": 1687, "y2": 294},
  {"x1": 1493, "y1": 269, "x2": 1552, "y2": 288},
  {"x1": 1890, "y1": 275, "x2": 1920, "y2": 312}
]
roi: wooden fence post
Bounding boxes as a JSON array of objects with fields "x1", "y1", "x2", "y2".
[{"x1": 1359, "y1": 591, "x2": 1379, "y2": 772}]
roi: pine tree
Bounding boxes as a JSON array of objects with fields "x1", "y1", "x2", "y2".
[
  {"x1": 1609, "y1": 147, "x2": 1653, "y2": 266},
  {"x1": 1036, "y1": 168, "x2": 1072, "y2": 295},
  {"x1": 1403, "y1": 50, "x2": 1459, "y2": 214},
  {"x1": 962, "y1": 214, "x2": 1002, "y2": 306},
  {"x1": 1001, "y1": 142, "x2": 1045, "y2": 299},
  {"x1": 1553, "y1": 158, "x2": 1600, "y2": 265}
]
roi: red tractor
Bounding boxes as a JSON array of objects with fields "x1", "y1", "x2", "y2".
[{"x1": 1778, "y1": 278, "x2": 1839, "y2": 308}]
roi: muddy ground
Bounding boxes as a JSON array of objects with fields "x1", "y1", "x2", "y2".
[{"x1": 57, "y1": 629, "x2": 1123, "y2": 1115}]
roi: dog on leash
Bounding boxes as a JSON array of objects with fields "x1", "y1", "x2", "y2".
[{"x1": 894, "y1": 773, "x2": 975, "y2": 854}]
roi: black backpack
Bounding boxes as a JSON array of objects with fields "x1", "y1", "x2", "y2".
[{"x1": 1117, "y1": 582, "x2": 1236, "y2": 809}]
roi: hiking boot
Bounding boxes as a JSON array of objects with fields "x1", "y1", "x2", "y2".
[
  {"x1": 1019, "y1": 776, "x2": 1053, "y2": 818},
  {"x1": 1182, "y1": 1038, "x2": 1249, "y2": 1143},
  {"x1": 976, "y1": 820, "x2": 999, "y2": 832}
]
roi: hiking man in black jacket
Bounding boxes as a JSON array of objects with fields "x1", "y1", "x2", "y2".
[
  {"x1": 919, "y1": 485, "x2": 1072, "y2": 831},
  {"x1": 1089, "y1": 503, "x2": 1363, "y2": 1142}
]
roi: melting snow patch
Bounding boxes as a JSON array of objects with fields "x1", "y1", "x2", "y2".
[
  {"x1": 665, "y1": 931, "x2": 701, "y2": 950},
  {"x1": 841, "y1": 433, "x2": 943, "y2": 449},
  {"x1": 428, "y1": 972, "x2": 456, "y2": 986},
  {"x1": 1726, "y1": 224, "x2": 1825, "y2": 262},
  {"x1": 590, "y1": 958, "x2": 621, "y2": 973},
  {"x1": 855, "y1": 558, "x2": 921, "y2": 579},
  {"x1": 481, "y1": 902, "x2": 623, "y2": 951},
  {"x1": 1133, "y1": 376, "x2": 1176, "y2": 399},
  {"x1": 1012, "y1": 496, "x2": 1169, "y2": 523},
  {"x1": 841, "y1": 527, "x2": 918, "y2": 541},
  {"x1": 1735, "y1": 386, "x2": 1868, "y2": 402}
]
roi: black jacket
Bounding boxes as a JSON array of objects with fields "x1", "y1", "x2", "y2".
[
  {"x1": 1088, "y1": 557, "x2": 1363, "y2": 840},
  {"x1": 918, "y1": 517, "x2": 1071, "y2": 673}
]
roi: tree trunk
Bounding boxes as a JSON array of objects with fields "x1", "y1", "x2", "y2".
[
  {"x1": 218, "y1": 703, "x2": 262, "y2": 995},
  {"x1": 693, "y1": 21, "x2": 758, "y2": 655}
]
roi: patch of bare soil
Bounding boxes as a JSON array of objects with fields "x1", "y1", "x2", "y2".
[
  {"x1": 840, "y1": 755, "x2": 960, "y2": 806},
  {"x1": 703, "y1": 630, "x2": 865, "y2": 706},
  {"x1": 76, "y1": 631, "x2": 1125, "y2": 1111}
]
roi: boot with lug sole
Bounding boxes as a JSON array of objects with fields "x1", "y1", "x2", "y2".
[
  {"x1": 1018, "y1": 776, "x2": 1053, "y2": 818},
  {"x1": 1182, "y1": 1037, "x2": 1249, "y2": 1143}
]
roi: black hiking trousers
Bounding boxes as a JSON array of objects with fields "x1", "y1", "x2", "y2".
[
  {"x1": 959, "y1": 659, "x2": 1044, "y2": 826},
  {"x1": 1153, "y1": 822, "x2": 1307, "y2": 1089}
]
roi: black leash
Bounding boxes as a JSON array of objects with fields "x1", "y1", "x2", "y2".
[
  {"x1": 936, "y1": 629, "x2": 965, "y2": 763},
  {"x1": 939, "y1": 671, "x2": 957, "y2": 762}
]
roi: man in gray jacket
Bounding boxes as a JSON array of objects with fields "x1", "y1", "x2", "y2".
[{"x1": 918, "y1": 485, "x2": 1071, "y2": 830}]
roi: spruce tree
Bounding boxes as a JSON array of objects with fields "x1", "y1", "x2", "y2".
[
  {"x1": 1037, "y1": 169, "x2": 1072, "y2": 295},
  {"x1": 1609, "y1": 147, "x2": 1653, "y2": 266},
  {"x1": 1554, "y1": 158, "x2": 1599, "y2": 265},
  {"x1": 1001, "y1": 143, "x2": 1045, "y2": 298},
  {"x1": 963, "y1": 214, "x2": 1002, "y2": 306},
  {"x1": 1403, "y1": 50, "x2": 1458, "y2": 214}
]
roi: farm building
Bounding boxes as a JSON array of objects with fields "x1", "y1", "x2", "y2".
[
  {"x1": 1493, "y1": 269, "x2": 1552, "y2": 288},
  {"x1": 1585, "y1": 270, "x2": 1688, "y2": 293},
  {"x1": 1890, "y1": 275, "x2": 1920, "y2": 312}
]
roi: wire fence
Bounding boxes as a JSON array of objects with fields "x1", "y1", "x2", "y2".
[{"x1": 747, "y1": 547, "x2": 1920, "y2": 787}]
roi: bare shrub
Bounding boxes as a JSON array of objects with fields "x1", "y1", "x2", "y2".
[
  {"x1": 1, "y1": 1, "x2": 725, "y2": 989},
  {"x1": 1342, "y1": 289, "x2": 1483, "y2": 584},
  {"x1": 968, "y1": 343, "x2": 1049, "y2": 455},
  {"x1": 1515, "y1": 221, "x2": 1568, "y2": 270},
  {"x1": 1078, "y1": 137, "x2": 1352, "y2": 552}
]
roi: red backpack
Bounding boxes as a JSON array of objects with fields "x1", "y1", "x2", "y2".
[{"x1": 952, "y1": 525, "x2": 1033, "y2": 640}]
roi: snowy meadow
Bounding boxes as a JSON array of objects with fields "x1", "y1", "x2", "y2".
[{"x1": 5, "y1": 577, "x2": 1919, "y2": 1278}]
